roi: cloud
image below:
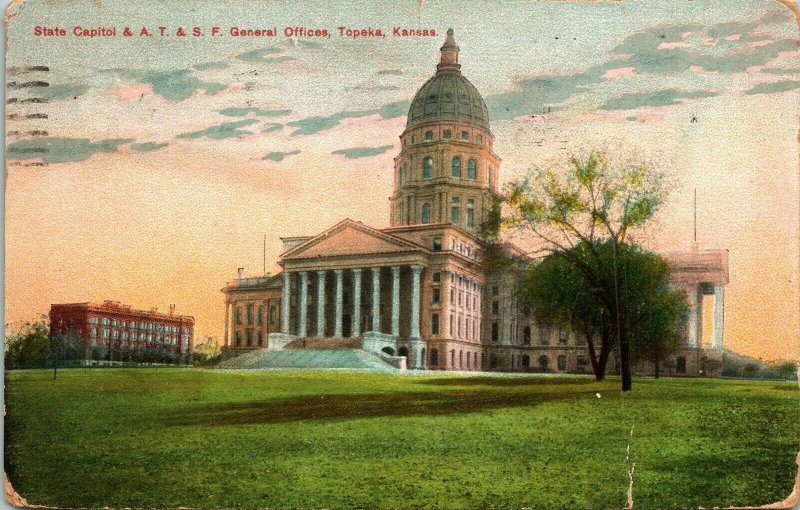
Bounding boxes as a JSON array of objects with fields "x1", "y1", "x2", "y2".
[
  {"x1": 377, "y1": 69, "x2": 403, "y2": 75},
  {"x1": 176, "y1": 119, "x2": 259, "y2": 140},
  {"x1": 5, "y1": 137, "x2": 134, "y2": 164},
  {"x1": 118, "y1": 69, "x2": 226, "y2": 101},
  {"x1": 744, "y1": 80, "x2": 800, "y2": 95},
  {"x1": 40, "y1": 83, "x2": 91, "y2": 100},
  {"x1": 193, "y1": 61, "x2": 229, "y2": 71},
  {"x1": 262, "y1": 150, "x2": 300, "y2": 162},
  {"x1": 483, "y1": 10, "x2": 796, "y2": 119},
  {"x1": 217, "y1": 107, "x2": 292, "y2": 117},
  {"x1": 261, "y1": 123, "x2": 283, "y2": 133},
  {"x1": 331, "y1": 145, "x2": 394, "y2": 159},
  {"x1": 600, "y1": 89, "x2": 718, "y2": 110},
  {"x1": 286, "y1": 100, "x2": 408, "y2": 136},
  {"x1": 131, "y1": 142, "x2": 169, "y2": 152},
  {"x1": 236, "y1": 47, "x2": 296, "y2": 64}
]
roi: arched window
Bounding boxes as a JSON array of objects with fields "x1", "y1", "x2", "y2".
[
  {"x1": 466, "y1": 199, "x2": 475, "y2": 228},
  {"x1": 451, "y1": 156, "x2": 462, "y2": 178},
  {"x1": 430, "y1": 348, "x2": 439, "y2": 367},
  {"x1": 467, "y1": 159, "x2": 477, "y2": 179},
  {"x1": 538, "y1": 355, "x2": 549, "y2": 371},
  {"x1": 557, "y1": 355, "x2": 567, "y2": 371},
  {"x1": 422, "y1": 157, "x2": 433, "y2": 179},
  {"x1": 421, "y1": 203, "x2": 430, "y2": 224},
  {"x1": 451, "y1": 196, "x2": 460, "y2": 224}
]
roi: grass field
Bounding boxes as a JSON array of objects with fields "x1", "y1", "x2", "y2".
[{"x1": 5, "y1": 369, "x2": 799, "y2": 509}]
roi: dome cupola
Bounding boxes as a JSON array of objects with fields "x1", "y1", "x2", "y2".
[{"x1": 405, "y1": 29, "x2": 490, "y2": 132}]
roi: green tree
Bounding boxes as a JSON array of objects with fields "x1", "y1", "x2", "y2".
[
  {"x1": 499, "y1": 151, "x2": 669, "y2": 391},
  {"x1": 5, "y1": 317, "x2": 52, "y2": 369},
  {"x1": 522, "y1": 240, "x2": 688, "y2": 381}
]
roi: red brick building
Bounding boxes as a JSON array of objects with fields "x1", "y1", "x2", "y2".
[{"x1": 49, "y1": 301, "x2": 195, "y2": 363}]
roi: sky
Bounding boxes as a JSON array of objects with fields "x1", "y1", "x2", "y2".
[{"x1": 4, "y1": 0, "x2": 799, "y2": 361}]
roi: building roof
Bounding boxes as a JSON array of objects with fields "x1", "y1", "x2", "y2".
[{"x1": 405, "y1": 29, "x2": 490, "y2": 132}]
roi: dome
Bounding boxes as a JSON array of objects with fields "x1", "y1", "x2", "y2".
[{"x1": 405, "y1": 29, "x2": 490, "y2": 132}]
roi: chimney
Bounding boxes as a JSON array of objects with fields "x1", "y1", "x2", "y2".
[
  {"x1": 237, "y1": 267, "x2": 244, "y2": 279},
  {"x1": 169, "y1": 304, "x2": 175, "y2": 316}
]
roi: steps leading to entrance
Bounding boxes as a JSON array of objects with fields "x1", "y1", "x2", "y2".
[
  {"x1": 216, "y1": 348, "x2": 398, "y2": 372},
  {"x1": 284, "y1": 337, "x2": 361, "y2": 350}
]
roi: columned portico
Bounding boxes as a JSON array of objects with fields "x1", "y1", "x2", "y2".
[
  {"x1": 334, "y1": 270, "x2": 344, "y2": 337},
  {"x1": 316, "y1": 270, "x2": 326, "y2": 336},
  {"x1": 391, "y1": 266, "x2": 400, "y2": 337},
  {"x1": 371, "y1": 267, "x2": 381, "y2": 332},
  {"x1": 352, "y1": 269, "x2": 362, "y2": 337},
  {"x1": 298, "y1": 271, "x2": 308, "y2": 338},
  {"x1": 281, "y1": 271, "x2": 291, "y2": 334}
]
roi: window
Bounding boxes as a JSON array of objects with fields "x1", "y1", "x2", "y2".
[
  {"x1": 431, "y1": 314, "x2": 439, "y2": 335},
  {"x1": 257, "y1": 305, "x2": 263, "y2": 326},
  {"x1": 451, "y1": 157, "x2": 461, "y2": 178},
  {"x1": 257, "y1": 331, "x2": 263, "y2": 346},
  {"x1": 443, "y1": 129, "x2": 451, "y2": 140},
  {"x1": 559, "y1": 327, "x2": 568, "y2": 344},
  {"x1": 466, "y1": 199, "x2": 475, "y2": 227},
  {"x1": 424, "y1": 130, "x2": 433, "y2": 141},
  {"x1": 450, "y1": 315, "x2": 454, "y2": 335},
  {"x1": 467, "y1": 159, "x2": 476, "y2": 179},
  {"x1": 490, "y1": 354, "x2": 498, "y2": 369},
  {"x1": 522, "y1": 355, "x2": 530, "y2": 369},
  {"x1": 235, "y1": 307, "x2": 242, "y2": 324},
  {"x1": 492, "y1": 301, "x2": 499, "y2": 315},
  {"x1": 459, "y1": 350, "x2": 463, "y2": 369},
  {"x1": 432, "y1": 288, "x2": 440, "y2": 304},
  {"x1": 558, "y1": 355, "x2": 567, "y2": 371},
  {"x1": 676, "y1": 356, "x2": 687, "y2": 374},
  {"x1": 269, "y1": 305, "x2": 276, "y2": 325},
  {"x1": 523, "y1": 326, "x2": 531, "y2": 345},
  {"x1": 432, "y1": 272, "x2": 441, "y2": 283},
  {"x1": 476, "y1": 134, "x2": 483, "y2": 145},
  {"x1": 246, "y1": 330, "x2": 253, "y2": 346},
  {"x1": 539, "y1": 327, "x2": 549, "y2": 345},
  {"x1": 235, "y1": 331, "x2": 242, "y2": 346},
  {"x1": 430, "y1": 348, "x2": 439, "y2": 367},
  {"x1": 491, "y1": 322, "x2": 499, "y2": 342},
  {"x1": 450, "y1": 287, "x2": 455, "y2": 303},
  {"x1": 411, "y1": 135, "x2": 416, "y2": 144},
  {"x1": 492, "y1": 286, "x2": 499, "y2": 296},
  {"x1": 450, "y1": 349, "x2": 455, "y2": 368},
  {"x1": 451, "y1": 197, "x2": 460, "y2": 223},
  {"x1": 577, "y1": 356, "x2": 587, "y2": 372},
  {"x1": 461, "y1": 130, "x2": 469, "y2": 141},
  {"x1": 422, "y1": 157, "x2": 433, "y2": 179},
  {"x1": 246, "y1": 304, "x2": 254, "y2": 325},
  {"x1": 538, "y1": 355, "x2": 549, "y2": 371},
  {"x1": 421, "y1": 203, "x2": 430, "y2": 224}
]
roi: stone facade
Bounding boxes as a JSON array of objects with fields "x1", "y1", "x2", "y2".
[{"x1": 221, "y1": 30, "x2": 729, "y2": 376}]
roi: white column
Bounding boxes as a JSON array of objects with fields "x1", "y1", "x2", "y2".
[
  {"x1": 410, "y1": 265, "x2": 422, "y2": 339},
  {"x1": 686, "y1": 285, "x2": 699, "y2": 347},
  {"x1": 223, "y1": 302, "x2": 230, "y2": 347},
  {"x1": 281, "y1": 271, "x2": 291, "y2": 334},
  {"x1": 391, "y1": 266, "x2": 400, "y2": 337},
  {"x1": 334, "y1": 270, "x2": 343, "y2": 337},
  {"x1": 713, "y1": 285, "x2": 724, "y2": 351},
  {"x1": 316, "y1": 270, "x2": 326, "y2": 337},
  {"x1": 352, "y1": 269, "x2": 362, "y2": 337},
  {"x1": 298, "y1": 271, "x2": 308, "y2": 337},
  {"x1": 695, "y1": 286, "x2": 704, "y2": 347},
  {"x1": 371, "y1": 267, "x2": 381, "y2": 332}
]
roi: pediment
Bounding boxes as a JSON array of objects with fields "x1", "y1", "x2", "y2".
[{"x1": 281, "y1": 220, "x2": 423, "y2": 260}]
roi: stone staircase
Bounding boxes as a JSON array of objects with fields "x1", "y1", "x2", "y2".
[
  {"x1": 216, "y1": 347, "x2": 399, "y2": 372},
  {"x1": 284, "y1": 337, "x2": 362, "y2": 349}
]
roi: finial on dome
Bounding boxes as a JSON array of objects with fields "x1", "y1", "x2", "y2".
[{"x1": 437, "y1": 28, "x2": 460, "y2": 72}]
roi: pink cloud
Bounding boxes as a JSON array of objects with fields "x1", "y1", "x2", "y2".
[
  {"x1": 658, "y1": 41, "x2": 690, "y2": 50},
  {"x1": 725, "y1": 34, "x2": 742, "y2": 41},
  {"x1": 690, "y1": 65, "x2": 718, "y2": 75},
  {"x1": 746, "y1": 65, "x2": 766, "y2": 74},
  {"x1": 700, "y1": 37, "x2": 717, "y2": 48},
  {"x1": 747, "y1": 40, "x2": 774, "y2": 48},
  {"x1": 680, "y1": 31, "x2": 694, "y2": 39},
  {"x1": 112, "y1": 83, "x2": 153, "y2": 101},
  {"x1": 777, "y1": 50, "x2": 799, "y2": 59},
  {"x1": 603, "y1": 67, "x2": 637, "y2": 79}
]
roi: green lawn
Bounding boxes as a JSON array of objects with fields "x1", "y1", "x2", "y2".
[{"x1": 5, "y1": 369, "x2": 799, "y2": 509}]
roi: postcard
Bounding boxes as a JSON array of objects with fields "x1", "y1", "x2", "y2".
[{"x1": 4, "y1": 0, "x2": 799, "y2": 508}]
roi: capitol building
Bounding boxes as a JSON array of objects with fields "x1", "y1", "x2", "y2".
[{"x1": 221, "y1": 30, "x2": 728, "y2": 376}]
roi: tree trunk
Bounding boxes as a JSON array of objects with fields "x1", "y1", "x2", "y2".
[
  {"x1": 596, "y1": 329, "x2": 612, "y2": 380},
  {"x1": 654, "y1": 357, "x2": 660, "y2": 379},
  {"x1": 619, "y1": 325, "x2": 632, "y2": 391},
  {"x1": 585, "y1": 333, "x2": 602, "y2": 380}
]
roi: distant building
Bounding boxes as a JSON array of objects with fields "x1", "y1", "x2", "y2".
[
  {"x1": 49, "y1": 300, "x2": 195, "y2": 363},
  {"x1": 220, "y1": 30, "x2": 728, "y2": 376}
]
